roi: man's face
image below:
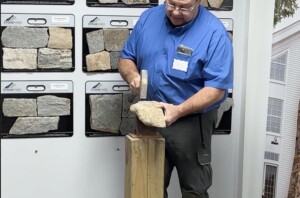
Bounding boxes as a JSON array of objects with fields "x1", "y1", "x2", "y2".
[{"x1": 165, "y1": 0, "x2": 200, "y2": 26}]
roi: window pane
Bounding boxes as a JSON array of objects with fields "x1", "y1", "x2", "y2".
[
  {"x1": 266, "y1": 98, "x2": 283, "y2": 133},
  {"x1": 264, "y1": 165, "x2": 277, "y2": 198},
  {"x1": 270, "y1": 53, "x2": 286, "y2": 81}
]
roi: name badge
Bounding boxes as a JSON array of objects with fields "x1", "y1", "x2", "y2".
[{"x1": 172, "y1": 59, "x2": 188, "y2": 72}]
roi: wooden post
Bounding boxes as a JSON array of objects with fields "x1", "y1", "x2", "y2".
[{"x1": 125, "y1": 133, "x2": 165, "y2": 198}]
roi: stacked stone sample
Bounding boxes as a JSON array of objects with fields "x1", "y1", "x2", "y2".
[
  {"x1": 85, "y1": 28, "x2": 129, "y2": 72},
  {"x1": 201, "y1": 0, "x2": 228, "y2": 9},
  {"x1": 207, "y1": 0, "x2": 224, "y2": 8},
  {"x1": 216, "y1": 97, "x2": 233, "y2": 127},
  {"x1": 1, "y1": 26, "x2": 73, "y2": 70},
  {"x1": 130, "y1": 101, "x2": 166, "y2": 128},
  {"x1": 3, "y1": 98, "x2": 37, "y2": 117},
  {"x1": 89, "y1": 93, "x2": 138, "y2": 134},
  {"x1": 2, "y1": 96, "x2": 71, "y2": 135},
  {"x1": 10, "y1": 117, "x2": 59, "y2": 135},
  {"x1": 2, "y1": 48, "x2": 38, "y2": 70}
]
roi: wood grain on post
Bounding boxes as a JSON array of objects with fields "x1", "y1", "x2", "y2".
[{"x1": 125, "y1": 133, "x2": 165, "y2": 198}]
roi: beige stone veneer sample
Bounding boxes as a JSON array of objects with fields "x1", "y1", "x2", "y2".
[{"x1": 130, "y1": 101, "x2": 166, "y2": 128}]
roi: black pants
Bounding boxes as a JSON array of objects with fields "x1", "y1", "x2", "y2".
[{"x1": 158, "y1": 109, "x2": 217, "y2": 198}]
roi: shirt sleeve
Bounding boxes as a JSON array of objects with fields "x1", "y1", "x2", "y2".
[
  {"x1": 120, "y1": 10, "x2": 150, "y2": 68},
  {"x1": 203, "y1": 33, "x2": 234, "y2": 89}
]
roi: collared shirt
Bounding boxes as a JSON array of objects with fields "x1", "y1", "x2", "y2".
[{"x1": 121, "y1": 4, "x2": 233, "y2": 113}]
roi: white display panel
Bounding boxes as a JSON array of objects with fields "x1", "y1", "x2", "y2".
[{"x1": 1, "y1": 1, "x2": 275, "y2": 198}]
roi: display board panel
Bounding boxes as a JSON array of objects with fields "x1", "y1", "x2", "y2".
[
  {"x1": 1, "y1": 81, "x2": 74, "y2": 139},
  {"x1": 82, "y1": 15, "x2": 139, "y2": 73},
  {"x1": 1, "y1": 13, "x2": 75, "y2": 72},
  {"x1": 85, "y1": 81, "x2": 138, "y2": 137},
  {"x1": 0, "y1": 0, "x2": 75, "y2": 5}
]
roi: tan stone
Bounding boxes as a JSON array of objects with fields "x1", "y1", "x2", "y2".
[
  {"x1": 86, "y1": 51, "x2": 110, "y2": 71},
  {"x1": 208, "y1": 0, "x2": 224, "y2": 8},
  {"x1": 48, "y1": 27, "x2": 73, "y2": 49},
  {"x1": 201, "y1": 0, "x2": 208, "y2": 7},
  {"x1": 3, "y1": 48, "x2": 37, "y2": 70},
  {"x1": 130, "y1": 101, "x2": 166, "y2": 128}
]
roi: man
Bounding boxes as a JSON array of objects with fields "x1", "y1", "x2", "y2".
[{"x1": 118, "y1": 0, "x2": 233, "y2": 197}]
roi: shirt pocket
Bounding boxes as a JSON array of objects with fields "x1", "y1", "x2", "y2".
[{"x1": 167, "y1": 52, "x2": 203, "y2": 81}]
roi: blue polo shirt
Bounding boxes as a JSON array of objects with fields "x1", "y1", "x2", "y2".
[{"x1": 121, "y1": 4, "x2": 233, "y2": 113}]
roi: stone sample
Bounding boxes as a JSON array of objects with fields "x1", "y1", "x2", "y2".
[
  {"x1": 37, "y1": 95, "x2": 71, "y2": 116},
  {"x1": 89, "y1": 94, "x2": 122, "y2": 133},
  {"x1": 86, "y1": 51, "x2": 110, "y2": 71},
  {"x1": 86, "y1": 29, "x2": 105, "y2": 54},
  {"x1": 120, "y1": 117, "x2": 136, "y2": 135},
  {"x1": 208, "y1": 0, "x2": 224, "y2": 8},
  {"x1": 130, "y1": 101, "x2": 166, "y2": 128},
  {"x1": 9, "y1": 117, "x2": 59, "y2": 135},
  {"x1": 122, "y1": 93, "x2": 139, "y2": 118},
  {"x1": 110, "y1": 51, "x2": 120, "y2": 70},
  {"x1": 2, "y1": 98, "x2": 37, "y2": 117},
  {"x1": 121, "y1": 0, "x2": 149, "y2": 4},
  {"x1": 201, "y1": 0, "x2": 208, "y2": 7},
  {"x1": 103, "y1": 29, "x2": 129, "y2": 51},
  {"x1": 228, "y1": 32, "x2": 233, "y2": 42},
  {"x1": 47, "y1": 27, "x2": 73, "y2": 49},
  {"x1": 38, "y1": 48, "x2": 72, "y2": 69},
  {"x1": 3, "y1": 48, "x2": 37, "y2": 70},
  {"x1": 98, "y1": 0, "x2": 118, "y2": 4},
  {"x1": 1, "y1": 26, "x2": 48, "y2": 48},
  {"x1": 216, "y1": 97, "x2": 233, "y2": 127}
]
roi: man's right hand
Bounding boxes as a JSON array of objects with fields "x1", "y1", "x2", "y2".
[{"x1": 129, "y1": 74, "x2": 141, "y2": 95}]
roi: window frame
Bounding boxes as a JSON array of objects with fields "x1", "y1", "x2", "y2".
[
  {"x1": 270, "y1": 51, "x2": 288, "y2": 84},
  {"x1": 262, "y1": 163, "x2": 278, "y2": 198},
  {"x1": 266, "y1": 97, "x2": 283, "y2": 134}
]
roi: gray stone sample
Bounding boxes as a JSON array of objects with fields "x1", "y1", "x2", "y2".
[
  {"x1": 37, "y1": 95, "x2": 71, "y2": 116},
  {"x1": 9, "y1": 117, "x2": 59, "y2": 135},
  {"x1": 208, "y1": 0, "x2": 224, "y2": 8},
  {"x1": 103, "y1": 29, "x2": 129, "y2": 51},
  {"x1": 121, "y1": 0, "x2": 149, "y2": 4},
  {"x1": 228, "y1": 32, "x2": 233, "y2": 42},
  {"x1": 2, "y1": 98, "x2": 37, "y2": 117},
  {"x1": 98, "y1": 0, "x2": 118, "y2": 3},
  {"x1": 38, "y1": 48, "x2": 72, "y2": 69},
  {"x1": 120, "y1": 117, "x2": 136, "y2": 135},
  {"x1": 47, "y1": 27, "x2": 73, "y2": 49},
  {"x1": 89, "y1": 94, "x2": 122, "y2": 133},
  {"x1": 122, "y1": 93, "x2": 139, "y2": 118},
  {"x1": 130, "y1": 101, "x2": 166, "y2": 128},
  {"x1": 110, "y1": 51, "x2": 120, "y2": 70},
  {"x1": 1, "y1": 26, "x2": 48, "y2": 48},
  {"x1": 216, "y1": 97, "x2": 233, "y2": 127},
  {"x1": 86, "y1": 51, "x2": 110, "y2": 71},
  {"x1": 3, "y1": 48, "x2": 37, "y2": 70},
  {"x1": 86, "y1": 29, "x2": 105, "y2": 54}
]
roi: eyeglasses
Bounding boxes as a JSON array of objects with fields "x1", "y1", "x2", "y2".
[{"x1": 165, "y1": 0, "x2": 197, "y2": 14}]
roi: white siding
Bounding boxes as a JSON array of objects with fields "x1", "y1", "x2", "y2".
[{"x1": 271, "y1": 33, "x2": 300, "y2": 198}]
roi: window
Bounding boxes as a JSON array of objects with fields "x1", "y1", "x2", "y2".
[
  {"x1": 263, "y1": 164, "x2": 277, "y2": 198},
  {"x1": 266, "y1": 98, "x2": 283, "y2": 133},
  {"x1": 270, "y1": 53, "x2": 287, "y2": 82}
]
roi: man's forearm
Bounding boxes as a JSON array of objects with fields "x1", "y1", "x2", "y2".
[
  {"x1": 118, "y1": 57, "x2": 139, "y2": 84},
  {"x1": 177, "y1": 87, "x2": 225, "y2": 117}
]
